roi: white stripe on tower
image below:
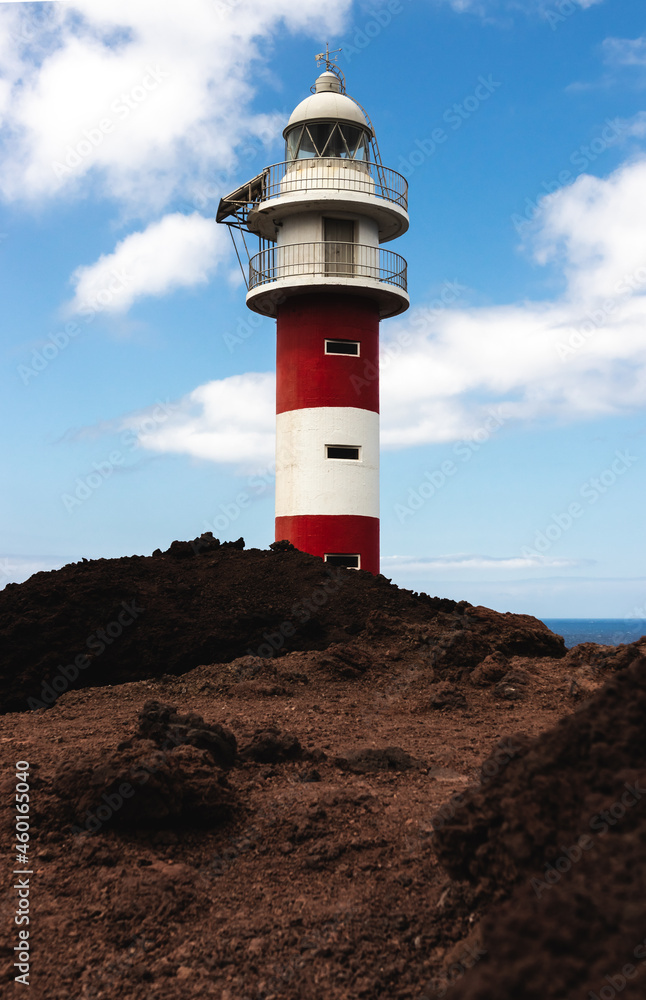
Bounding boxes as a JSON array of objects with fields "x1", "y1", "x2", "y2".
[{"x1": 275, "y1": 407, "x2": 379, "y2": 519}]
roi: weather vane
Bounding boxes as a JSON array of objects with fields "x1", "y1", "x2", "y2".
[{"x1": 315, "y1": 43, "x2": 342, "y2": 72}]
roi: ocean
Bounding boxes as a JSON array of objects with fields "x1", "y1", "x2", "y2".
[{"x1": 541, "y1": 619, "x2": 646, "y2": 649}]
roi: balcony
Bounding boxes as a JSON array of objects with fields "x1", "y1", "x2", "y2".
[
  {"x1": 246, "y1": 241, "x2": 409, "y2": 319},
  {"x1": 238, "y1": 158, "x2": 409, "y2": 243},
  {"x1": 262, "y1": 158, "x2": 407, "y2": 210}
]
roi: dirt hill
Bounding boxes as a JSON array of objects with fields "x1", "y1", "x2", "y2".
[
  {"x1": 1, "y1": 539, "x2": 643, "y2": 1000},
  {"x1": 0, "y1": 536, "x2": 564, "y2": 713}
]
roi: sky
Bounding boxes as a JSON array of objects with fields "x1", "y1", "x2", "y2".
[{"x1": 1, "y1": 0, "x2": 646, "y2": 620}]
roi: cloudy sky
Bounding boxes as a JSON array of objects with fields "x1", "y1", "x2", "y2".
[{"x1": 2, "y1": 0, "x2": 646, "y2": 618}]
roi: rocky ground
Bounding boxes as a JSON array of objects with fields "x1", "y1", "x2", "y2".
[
  {"x1": 0, "y1": 539, "x2": 644, "y2": 999},
  {"x1": 0, "y1": 536, "x2": 564, "y2": 713}
]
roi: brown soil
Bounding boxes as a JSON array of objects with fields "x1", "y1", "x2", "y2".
[
  {"x1": 0, "y1": 539, "x2": 643, "y2": 1000},
  {"x1": 434, "y1": 638, "x2": 646, "y2": 1000},
  {"x1": 0, "y1": 536, "x2": 564, "y2": 714}
]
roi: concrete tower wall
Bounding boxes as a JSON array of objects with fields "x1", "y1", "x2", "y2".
[
  {"x1": 275, "y1": 293, "x2": 380, "y2": 573},
  {"x1": 276, "y1": 294, "x2": 379, "y2": 413}
]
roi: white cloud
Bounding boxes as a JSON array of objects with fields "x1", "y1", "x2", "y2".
[
  {"x1": 120, "y1": 373, "x2": 276, "y2": 468},
  {"x1": 0, "y1": 0, "x2": 351, "y2": 206},
  {"x1": 603, "y1": 36, "x2": 646, "y2": 67},
  {"x1": 68, "y1": 212, "x2": 228, "y2": 315},
  {"x1": 623, "y1": 112, "x2": 646, "y2": 139},
  {"x1": 381, "y1": 554, "x2": 590, "y2": 572},
  {"x1": 380, "y1": 575, "x2": 646, "y2": 618},
  {"x1": 436, "y1": 0, "x2": 602, "y2": 14},
  {"x1": 379, "y1": 155, "x2": 646, "y2": 446},
  {"x1": 0, "y1": 555, "x2": 66, "y2": 588},
  {"x1": 532, "y1": 157, "x2": 646, "y2": 299}
]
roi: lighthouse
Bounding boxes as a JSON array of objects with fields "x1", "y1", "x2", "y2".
[{"x1": 217, "y1": 52, "x2": 409, "y2": 574}]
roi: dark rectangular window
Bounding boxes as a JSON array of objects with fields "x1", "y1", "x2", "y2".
[
  {"x1": 325, "y1": 339, "x2": 360, "y2": 356},
  {"x1": 325, "y1": 554, "x2": 360, "y2": 569},
  {"x1": 326, "y1": 445, "x2": 360, "y2": 460}
]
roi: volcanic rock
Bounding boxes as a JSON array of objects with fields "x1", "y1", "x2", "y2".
[
  {"x1": 134, "y1": 700, "x2": 237, "y2": 767},
  {"x1": 431, "y1": 639, "x2": 646, "y2": 1000},
  {"x1": 469, "y1": 651, "x2": 510, "y2": 687},
  {"x1": 239, "y1": 726, "x2": 303, "y2": 763},
  {"x1": 0, "y1": 541, "x2": 566, "y2": 713},
  {"x1": 334, "y1": 746, "x2": 419, "y2": 773},
  {"x1": 425, "y1": 681, "x2": 467, "y2": 710},
  {"x1": 53, "y1": 740, "x2": 234, "y2": 833}
]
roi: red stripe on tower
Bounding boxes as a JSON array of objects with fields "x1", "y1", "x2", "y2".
[
  {"x1": 276, "y1": 294, "x2": 380, "y2": 415},
  {"x1": 275, "y1": 515, "x2": 380, "y2": 575},
  {"x1": 218, "y1": 59, "x2": 409, "y2": 573}
]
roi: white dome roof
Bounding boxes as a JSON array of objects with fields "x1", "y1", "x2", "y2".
[{"x1": 284, "y1": 74, "x2": 371, "y2": 135}]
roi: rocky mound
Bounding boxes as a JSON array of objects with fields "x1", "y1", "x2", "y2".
[
  {"x1": 53, "y1": 741, "x2": 235, "y2": 835},
  {"x1": 134, "y1": 700, "x2": 238, "y2": 767},
  {"x1": 432, "y1": 637, "x2": 646, "y2": 1000},
  {"x1": 0, "y1": 536, "x2": 565, "y2": 713},
  {"x1": 37, "y1": 702, "x2": 238, "y2": 836},
  {"x1": 0, "y1": 612, "x2": 641, "y2": 998}
]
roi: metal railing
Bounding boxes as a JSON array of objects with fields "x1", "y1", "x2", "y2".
[
  {"x1": 248, "y1": 242, "x2": 408, "y2": 293},
  {"x1": 257, "y1": 158, "x2": 408, "y2": 212}
]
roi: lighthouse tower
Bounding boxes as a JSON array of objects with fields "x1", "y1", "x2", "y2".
[{"x1": 217, "y1": 56, "x2": 409, "y2": 574}]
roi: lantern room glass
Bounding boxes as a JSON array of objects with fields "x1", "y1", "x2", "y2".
[{"x1": 285, "y1": 122, "x2": 370, "y2": 161}]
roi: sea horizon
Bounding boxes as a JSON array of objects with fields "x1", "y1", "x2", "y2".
[{"x1": 541, "y1": 619, "x2": 646, "y2": 649}]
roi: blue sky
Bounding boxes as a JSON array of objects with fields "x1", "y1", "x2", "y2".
[{"x1": 2, "y1": 0, "x2": 646, "y2": 618}]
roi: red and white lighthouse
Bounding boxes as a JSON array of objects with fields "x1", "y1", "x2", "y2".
[{"x1": 218, "y1": 56, "x2": 409, "y2": 573}]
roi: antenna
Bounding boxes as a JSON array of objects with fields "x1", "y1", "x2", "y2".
[
  {"x1": 314, "y1": 43, "x2": 346, "y2": 93},
  {"x1": 315, "y1": 42, "x2": 342, "y2": 71}
]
